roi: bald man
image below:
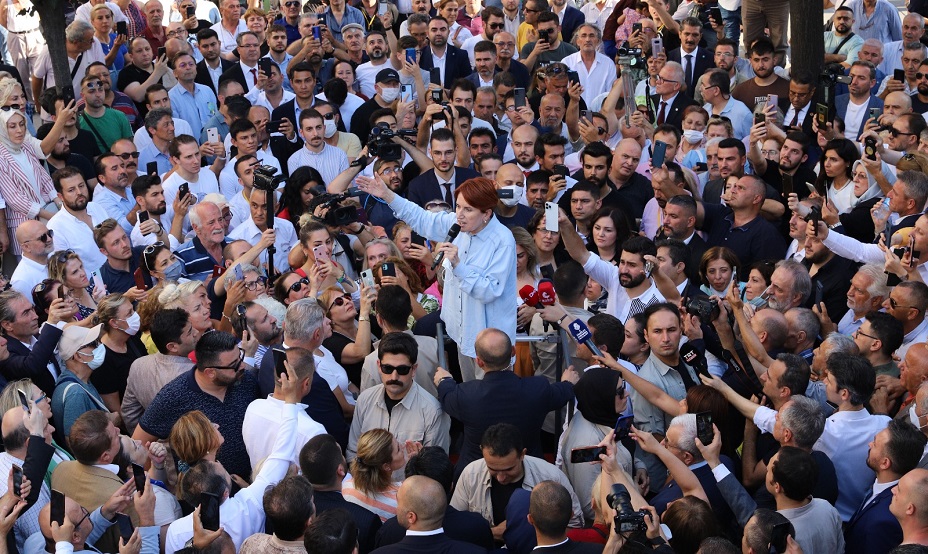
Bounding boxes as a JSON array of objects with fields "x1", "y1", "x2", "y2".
[
  {"x1": 494, "y1": 164, "x2": 537, "y2": 228},
  {"x1": 891, "y1": 343, "x2": 928, "y2": 419},
  {"x1": 889, "y1": 467, "x2": 928, "y2": 546},
  {"x1": 378, "y1": 476, "x2": 486, "y2": 553},
  {"x1": 10, "y1": 221, "x2": 54, "y2": 301},
  {"x1": 433, "y1": 328, "x2": 578, "y2": 475}
]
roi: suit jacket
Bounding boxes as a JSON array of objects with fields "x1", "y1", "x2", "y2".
[
  {"x1": 195, "y1": 58, "x2": 234, "y2": 97},
  {"x1": 686, "y1": 233, "x2": 707, "y2": 282},
  {"x1": 0, "y1": 325, "x2": 63, "y2": 397},
  {"x1": 376, "y1": 506, "x2": 494, "y2": 550},
  {"x1": 559, "y1": 5, "x2": 585, "y2": 47},
  {"x1": 835, "y1": 94, "x2": 884, "y2": 140},
  {"x1": 668, "y1": 47, "x2": 715, "y2": 97},
  {"x1": 531, "y1": 540, "x2": 605, "y2": 553},
  {"x1": 406, "y1": 167, "x2": 479, "y2": 208},
  {"x1": 218, "y1": 63, "x2": 249, "y2": 91},
  {"x1": 418, "y1": 45, "x2": 474, "y2": 89},
  {"x1": 844, "y1": 488, "x2": 903, "y2": 554},
  {"x1": 649, "y1": 92, "x2": 698, "y2": 129},
  {"x1": 370, "y1": 533, "x2": 487, "y2": 554}
]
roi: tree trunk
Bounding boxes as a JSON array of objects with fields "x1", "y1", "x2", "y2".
[
  {"x1": 789, "y1": 0, "x2": 825, "y2": 78},
  {"x1": 33, "y1": 0, "x2": 71, "y2": 95}
]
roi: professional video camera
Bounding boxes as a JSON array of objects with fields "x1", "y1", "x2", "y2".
[
  {"x1": 820, "y1": 65, "x2": 852, "y2": 86},
  {"x1": 617, "y1": 45, "x2": 645, "y2": 69},
  {"x1": 607, "y1": 484, "x2": 650, "y2": 533},
  {"x1": 313, "y1": 190, "x2": 363, "y2": 227},
  {"x1": 253, "y1": 164, "x2": 286, "y2": 191},
  {"x1": 368, "y1": 124, "x2": 416, "y2": 162}
]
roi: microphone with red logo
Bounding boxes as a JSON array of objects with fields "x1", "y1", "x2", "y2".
[
  {"x1": 517, "y1": 285, "x2": 540, "y2": 332},
  {"x1": 537, "y1": 279, "x2": 556, "y2": 306}
]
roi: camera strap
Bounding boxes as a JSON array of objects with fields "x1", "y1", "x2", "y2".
[{"x1": 832, "y1": 33, "x2": 856, "y2": 55}]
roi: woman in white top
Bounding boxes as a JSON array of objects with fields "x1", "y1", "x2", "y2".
[{"x1": 818, "y1": 138, "x2": 860, "y2": 215}]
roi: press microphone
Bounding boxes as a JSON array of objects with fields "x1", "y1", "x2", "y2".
[
  {"x1": 432, "y1": 223, "x2": 461, "y2": 270},
  {"x1": 680, "y1": 342, "x2": 709, "y2": 378},
  {"x1": 567, "y1": 319, "x2": 603, "y2": 357},
  {"x1": 537, "y1": 279, "x2": 556, "y2": 306},
  {"x1": 519, "y1": 285, "x2": 541, "y2": 308}
]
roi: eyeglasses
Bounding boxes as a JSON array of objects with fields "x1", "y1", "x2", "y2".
[
  {"x1": 117, "y1": 152, "x2": 140, "y2": 160},
  {"x1": 143, "y1": 241, "x2": 165, "y2": 255},
  {"x1": 74, "y1": 506, "x2": 92, "y2": 530},
  {"x1": 853, "y1": 328, "x2": 878, "y2": 340},
  {"x1": 289, "y1": 277, "x2": 309, "y2": 293},
  {"x1": 378, "y1": 166, "x2": 400, "y2": 176},
  {"x1": 24, "y1": 229, "x2": 53, "y2": 244},
  {"x1": 211, "y1": 349, "x2": 245, "y2": 371},
  {"x1": 33, "y1": 393, "x2": 47, "y2": 404},
  {"x1": 166, "y1": 29, "x2": 187, "y2": 37},
  {"x1": 243, "y1": 276, "x2": 267, "y2": 290},
  {"x1": 380, "y1": 363, "x2": 413, "y2": 375},
  {"x1": 655, "y1": 75, "x2": 678, "y2": 84},
  {"x1": 83, "y1": 81, "x2": 104, "y2": 91},
  {"x1": 328, "y1": 294, "x2": 351, "y2": 311},
  {"x1": 715, "y1": 52, "x2": 734, "y2": 58},
  {"x1": 890, "y1": 127, "x2": 917, "y2": 137},
  {"x1": 55, "y1": 249, "x2": 74, "y2": 264}
]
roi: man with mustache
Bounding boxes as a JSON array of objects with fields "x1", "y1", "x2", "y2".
[
  {"x1": 176, "y1": 201, "x2": 228, "y2": 281},
  {"x1": 347, "y1": 332, "x2": 450, "y2": 478},
  {"x1": 46, "y1": 167, "x2": 112, "y2": 275}
]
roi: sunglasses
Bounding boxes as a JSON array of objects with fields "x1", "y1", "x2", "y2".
[
  {"x1": 143, "y1": 241, "x2": 165, "y2": 255},
  {"x1": 33, "y1": 279, "x2": 56, "y2": 295},
  {"x1": 321, "y1": 112, "x2": 336, "y2": 120},
  {"x1": 0, "y1": 104, "x2": 22, "y2": 111},
  {"x1": 55, "y1": 249, "x2": 74, "y2": 264},
  {"x1": 26, "y1": 230, "x2": 53, "y2": 244},
  {"x1": 889, "y1": 297, "x2": 920, "y2": 311},
  {"x1": 917, "y1": 72, "x2": 928, "y2": 80},
  {"x1": 117, "y1": 152, "x2": 140, "y2": 160},
  {"x1": 890, "y1": 127, "x2": 917, "y2": 137},
  {"x1": 211, "y1": 349, "x2": 245, "y2": 371},
  {"x1": 380, "y1": 363, "x2": 413, "y2": 375},
  {"x1": 328, "y1": 294, "x2": 351, "y2": 311},
  {"x1": 285, "y1": 0, "x2": 299, "y2": 5},
  {"x1": 545, "y1": 65, "x2": 568, "y2": 75},
  {"x1": 83, "y1": 81, "x2": 104, "y2": 91},
  {"x1": 488, "y1": 22, "x2": 504, "y2": 29},
  {"x1": 289, "y1": 277, "x2": 309, "y2": 292}
]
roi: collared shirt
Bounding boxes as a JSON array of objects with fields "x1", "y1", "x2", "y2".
[
  {"x1": 246, "y1": 88, "x2": 295, "y2": 115},
  {"x1": 783, "y1": 101, "x2": 812, "y2": 129},
  {"x1": 219, "y1": 150, "x2": 281, "y2": 199},
  {"x1": 134, "y1": 117, "x2": 194, "y2": 153},
  {"x1": 431, "y1": 48, "x2": 448, "y2": 86},
  {"x1": 23, "y1": 508, "x2": 161, "y2": 554},
  {"x1": 175, "y1": 236, "x2": 225, "y2": 282},
  {"x1": 92, "y1": 185, "x2": 135, "y2": 235},
  {"x1": 702, "y1": 204, "x2": 787, "y2": 269},
  {"x1": 204, "y1": 60, "x2": 224, "y2": 92},
  {"x1": 239, "y1": 61, "x2": 259, "y2": 90},
  {"x1": 451, "y1": 455, "x2": 583, "y2": 527},
  {"x1": 10, "y1": 256, "x2": 48, "y2": 302},
  {"x1": 286, "y1": 143, "x2": 349, "y2": 185},
  {"x1": 582, "y1": 253, "x2": 665, "y2": 323},
  {"x1": 165, "y1": 404, "x2": 298, "y2": 552},
  {"x1": 169, "y1": 82, "x2": 217, "y2": 140},
  {"x1": 227, "y1": 216, "x2": 298, "y2": 273},
  {"x1": 562, "y1": 51, "x2": 618, "y2": 106},
  {"x1": 849, "y1": 0, "x2": 903, "y2": 43},
  {"x1": 242, "y1": 395, "x2": 324, "y2": 468},
  {"x1": 0, "y1": 450, "x2": 48, "y2": 551},
  {"x1": 47, "y1": 202, "x2": 110, "y2": 275},
  {"x1": 137, "y1": 142, "x2": 172, "y2": 176},
  {"x1": 631, "y1": 352, "x2": 698, "y2": 435},
  {"x1": 388, "y1": 196, "x2": 517, "y2": 357},
  {"x1": 837, "y1": 309, "x2": 867, "y2": 336},
  {"x1": 273, "y1": 17, "x2": 301, "y2": 44},
  {"x1": 347, "y1": 383, "x2": 451, "y2": 476},
  {"x1": 755, "y1": 405, "x2": 890, "y2": 521},
  {"x1": 210, "y1": 19, "x2": 248, "y2": 55},
  {"x1": 262, "y1": 52, "x2": 294, "y2": 92},
  {"x1": 864, "y1": 479, "x2": 899, "y2": 509},
  {"x1": 121, "y1": 353, "x2": 195, "y2": 434},
  {"x1": 160, "y1": 169, "x2": 221, "y2": 237},
  {"x1": 899, "y1": 317, "x2": 928, "y2": 359},
  {"x1": 704, "y1": 96, "x2": 754, "y2": 140}
]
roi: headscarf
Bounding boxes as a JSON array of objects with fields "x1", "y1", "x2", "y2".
[
  {"x1": 0, "y1": 108, "x2": 27, "y2": 154},
  {"x1": 574, "y1": 366, "x2": 621, "y2": 427},
  {"x1": 851, "y1": 159, "x2": 883, "y2": 207}
]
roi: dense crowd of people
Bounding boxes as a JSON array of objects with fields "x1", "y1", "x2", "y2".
[{"x1": 0, "y1": 0, "x2": 925, "y2": 551}]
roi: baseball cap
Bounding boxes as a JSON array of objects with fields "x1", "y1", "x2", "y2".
[
  {"x1": 341, "y1": 22, "x2": 364, "y2": 34},
  {"x1": 376, "y1": 68, "x2": 401, "y2": 84},
  {"x1": 59, "y1": 323, "x2": 103, "y2": 361}
]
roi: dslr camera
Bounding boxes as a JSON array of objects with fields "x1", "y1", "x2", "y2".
[
  {"x1": 820, "y1": 65, "x2": 852, "y2": 86},
  {"x1": 367, "y1": 124, "x2": 416, "y2": 162},
  {"x1": 313, "y1": 192, "x2": 362, "y2": 227},
  {"x1": 607, "y1": 484, "x2": 650, "y2": 533},
  {"x1": 253, "y1": 164, "x2": 285, "y2": 191},
  {"x1": 687, "y1": 296, "x2": 720, "y2": 324}
]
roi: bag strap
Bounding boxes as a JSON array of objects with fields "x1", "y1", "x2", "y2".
[
  {"x1": 833, "y1": 32, "x2": 856, "y2": 55},
  {"x1": 80, "y1": 112, "x2": 108, "y2": 151},
  {"x1": 70, "y1": 53, "x2": 84, "y2": 81},
  {"x1": 60, "y1": 379, "x2": 109, "y2": 413}
]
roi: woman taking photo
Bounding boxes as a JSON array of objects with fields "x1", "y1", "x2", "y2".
[
  {"x1": 320, "y1": 285, "x2": 376, "y2": 390},
  {"x1": 392, "y1": 221, "x2": 436, "y2": 288},
  {"x1": 32, "y1": 279, "x2": 81, "y2": 325},
  {"x1": 47, "y1": 250, "x2": 106, "y2": 320},
  {"x1": 91, "y1": 4, "x2": 128, "y2": 71},
  {"x1": 358, "y1": 176, "x2": 516, "y2": 381},
  {"x1": 371, "y1": 256, "x2": 439, "y2": 318},
  {"x1": 343, "y1": 428, "x2": 410, "y2": 522},
  {"x1": 295, "y1": 220, "x2": 360, "y2": 297},
  {"x1": 89, "y1": 293, "x2": 145, "y2": 418},
  {"x1": 816, "y1": 138, "x2": 860, "y2": 214},
  {"x1": 273, "y1": 271, "x2": 312, "y2": 306},
  {"x1": 527, "y1": 210, "x2": 567, "y2": 277}
]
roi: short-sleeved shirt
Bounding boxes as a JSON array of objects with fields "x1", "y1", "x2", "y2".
[
  {"x1": 90, "y1": 336, "x2": 147, "y2": 398},
  {"x1": 701, "y1": 203, "x2": 787, "y2": 269},
  {"x1": 78, "y1": 108, "x2": 133, "y2": 153},
  {"x1": 519, "y1": 40, "x2": 579, "y2": 66},
  {"x1": 138, "y1": 368, "x2": 259, "y2": 478}
]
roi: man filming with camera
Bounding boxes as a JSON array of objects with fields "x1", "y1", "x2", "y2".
[{"x1": 227, "y1": 170, "x2": 296, "y2": 273}]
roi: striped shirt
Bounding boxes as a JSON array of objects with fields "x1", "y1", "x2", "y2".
[
  {"x1": 286, "y1": 143, "x2": 349, "y2": 186},
  {"x1": 341, "y1": 475, "x2": 400, "y2": 522},
  {"x1": 175, "y1": 237, "x2": 225, "y2": 282}
]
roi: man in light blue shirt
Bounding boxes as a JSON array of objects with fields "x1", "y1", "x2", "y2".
[
  {"x1": 169, "y1": 51, "x2": 217, "y2": 140},
  {"x1": 137, "y1": 108, "x2": 175, "y2": 176},
  {"x1": 848, "y1": 0, "x2": 902, "y2": 43},
  {"x1": 91, "y1": 152, "x2": 137, "y2": 235}
]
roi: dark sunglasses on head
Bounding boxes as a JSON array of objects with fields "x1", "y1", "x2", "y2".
[
  {"x1": 380, "y1": 363, "x2": 413, "y2": 375},
  {"x1": 545, "y1": 65, "x2": 567, "y2": 75},
  {"x1": 33, "y1": 279, "x2": 55, "y2": 295},
  {"x1": 55, "y1": 249, "x2": 74, "y2": 264},
  {"x1": 289, "y1": 277, "x2": 310, "y2": 292},
  {"x1": 117, "y1": 152, "x2": 140, "y2": 160}
]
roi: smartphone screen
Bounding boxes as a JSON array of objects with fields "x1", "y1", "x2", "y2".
[
  {"x1": 695, "y1": 412, "x2": 713, "y2": 445},
  {"x1": 614, "y1": 414, "x2": 634, "y2": 441},
  {"x1": 131, "y1": 463, "x2": 146, "y2": 493},
  {"x1": 570, "y1": 446, "x2": 606, "y2": 464},
  {"x1": 199, "y1": 492, "x2": 220, "y2": 532}
]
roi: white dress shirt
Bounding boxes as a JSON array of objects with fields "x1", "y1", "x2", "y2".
[
  {"x1": 562, "y1": 51, "x2": 618, "y2": 106},
  {"x1": 161, "y1": 169, "x2": 221, "y2": 236},
  {"x1": 242, "y1": 395, "x2": 325, "y2": 469},
  {"x1": 226, "y1": 216, "x2": 297, "y2": 272},
  {"x1": 10, "y1": 256, "x2": 49, "y2": 302},
  {"x1": 47, "y1": 202, "x2": 110, "y2": 275}
]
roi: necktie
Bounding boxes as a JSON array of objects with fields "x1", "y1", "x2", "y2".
[
  {"x1": 250, "y1": 68, "x2": 257, "y2": 84},
  {"x1": 657, "y1": 101, "x2": 667, "y2": 125},
  {"x1": 441, "y1": 182, "x2": 453, "y2": 207},
  {"x1": 684, "y1": 54, "x2": 693, "y2": 89},
  {"x1": 789, "y1": 109, "x2": 800, "y2": 128},
  {"x1": 523, "y1": 170, "x2": 531, "y2": 177}
]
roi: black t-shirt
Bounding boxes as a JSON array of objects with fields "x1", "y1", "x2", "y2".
[
  {"x1": 116, "y1": 64, "x2": 162, "y2": 115},
  {"x1": 91, "y1": 335, "x2": 146, "y2": 398},
  {"x1": 324, "y1": 331, "x2": 367, "y2": 388},
  {"x1": 490, "y1": 476, "x2": 524, "y2": 526}
]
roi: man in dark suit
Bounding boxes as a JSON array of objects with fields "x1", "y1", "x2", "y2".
[
  {"x1": 271, "y1": 62, "x2": 318, "y2": 139},
  {"x1": 300, "y1": 434, "x2": 382, "y2": 554},
  {"x1": 650, "y1": 61, "x2": 698, "y2": 129},
  {"x1": 432, "y1": 327, "x2": 577, "y2": 476},
  {"x1": 551, "y1": 0, "x2": 584, "y2": 47},
  {"x1": 376, "y1": 447, "x2": 494, "y2": 550},
  {"x1": 417, "y1": 16, "x2": 474, "y2": 90},
  {"x1": 372, "y1": 476, "x2": 487, "y2": 554},
  {"x1": 0, "y1": 290, "x2": 65, "y2": 398},
  {"x1": 194, "y1": 29, "x2": 235, "y2": 97},
  {"x1": 218, "y1": 31, "x2": 262, "y2": 92},
  {"x1": 835, "y1": 61, "x2": 884, "y2": 140},
  {"x1": 845, "y1": 419, "x2": 926, "y2": 554},
  {"x1": 668, "y1": 17, "x2": 715, "y2": 99},
  {"x1": 406, "y1": 127, "x2": 479, "y2": 209},
  {"x1": 528, "y1": 481, "x2": 604, "y2": 553}
]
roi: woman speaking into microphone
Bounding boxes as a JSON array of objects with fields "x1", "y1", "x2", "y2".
[{"x1": 357, "y1": 175, "x2": 516, "y2": 381}]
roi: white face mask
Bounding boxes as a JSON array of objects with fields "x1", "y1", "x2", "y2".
[
  {"x1": 323, "y1": 118, "x2": 337, "y2": 138},
  {"x1": 499, "y1": 184, "x2": 524, "y2": 207},
  {"x1": 121, "y1": 312, "x2": 141, "y2": 336},
  {"x1": 910, "y1": 405, "x2": 928, "y2": 429},
  {"x1": 379, "y1": 86, "x2": 399, "y2": 102},
  {"x1": 682, "y1": 129, "x2": 704, "y2": 144},
  {"x1": 79, "y1": 343, "x2": 106, "y2": 370}
]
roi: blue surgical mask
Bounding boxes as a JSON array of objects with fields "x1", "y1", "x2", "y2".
[{"x1": 162, "y1": 260, "x2": 184, "y2": 282}]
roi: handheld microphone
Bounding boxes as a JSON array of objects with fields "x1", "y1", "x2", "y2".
[
  {"x1": 431, "y1": 223, "x2": 461, "y2": 270},
  {"x1": 519, "y1": 285, "x2": 541, "y2": 307},
  {"x1": 537, "y1": 279, "x2": 556, "y2": 306},
  {"x1": 680, "y1": 342, "x2": 709, "y2": 378},
  {"x1": 567, "y1": 319, "x2": 602, "y2": 357}
]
